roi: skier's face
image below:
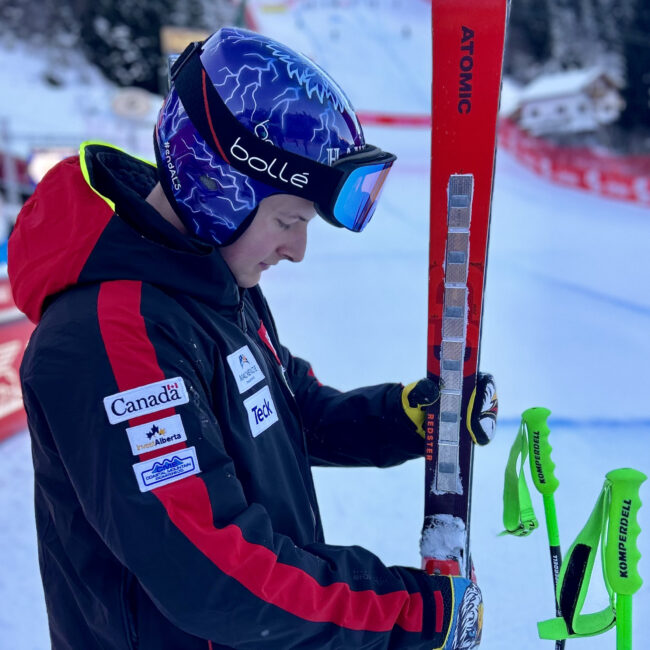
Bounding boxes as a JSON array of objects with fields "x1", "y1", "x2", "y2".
[{"x1": 220, "y1": 194, "x2": 316, "y2": 288}]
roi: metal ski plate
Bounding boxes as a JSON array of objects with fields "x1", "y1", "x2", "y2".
[{"x1": 436, "y1": 174, "x2": 473, "y2": 494}]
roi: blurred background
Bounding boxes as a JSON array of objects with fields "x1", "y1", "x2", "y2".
[
  {"x1": 0, "y1": 1, "x2": 648, "y2": 648},
  {"x1": 1, "y1": 0, "x2": 650, "y2": 214}
]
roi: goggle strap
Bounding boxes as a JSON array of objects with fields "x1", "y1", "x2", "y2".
[
  {"x1": 169, "y1": 41, "x2": 201, "y2": 83},
  {"x1": 172, "y1": 42, "x2": 341, "y2": 206}
]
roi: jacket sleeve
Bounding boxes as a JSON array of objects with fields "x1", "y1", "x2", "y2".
[
  {"x1": 250, "y1": 289, "x2": 424, "y2": 468},
  {"x1": 287, "y1": 352, "x2": 425, "y2": 468},
  {"x1": 22, "y1": 281, "x2": 447, "y2": 649}
]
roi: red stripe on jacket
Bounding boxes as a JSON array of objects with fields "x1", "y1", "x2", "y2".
[
  {"x1": 97, "y1": 280, "x2": 423, "y2": 634},
  {"x1": 98, "y1": 281, "x2": 177, "y2": 427},
  {"x1": 156, "y1": 476, "x2": 423, "y2": 633}
]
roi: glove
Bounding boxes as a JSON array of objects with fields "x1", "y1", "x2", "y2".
[
  {"x1": 466, "y1": 372, "x2": 498, "y2": 446},
  {"x1": 401, "y1": 378, "x2": 440, "y2": 437},
  {"x1": 401, "y1": 373, "x2": 498, "y2": 445},
  {"x1": 446, "y1": 577, "x2": 483, "y2": 649},
  {"x1": 422, "y1": 573, "x2": 483, "y2": 650}
]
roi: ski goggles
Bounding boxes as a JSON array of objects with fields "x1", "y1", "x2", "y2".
[
  {"x1": 316, "y1": 146, "x2": 396, "y2": 231},
  {"x1": 171, "y1": 41, "x2": 397, "y2": 232}
]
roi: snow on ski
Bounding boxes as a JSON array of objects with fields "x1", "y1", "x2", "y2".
[{"x1": 421, "y1": 0, "x2": 509, "y2": 579}]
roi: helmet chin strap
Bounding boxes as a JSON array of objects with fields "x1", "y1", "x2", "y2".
[
  {"x1": 154, "y1": 119, "x2": 263, "y2": 247},
  {"x1": 220, "y1": 206, "x2": 259, "y2": 247}
]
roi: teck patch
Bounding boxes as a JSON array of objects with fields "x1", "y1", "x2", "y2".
[{"x1": 243, "y1": 385, "x2": 278, "y2": 437}]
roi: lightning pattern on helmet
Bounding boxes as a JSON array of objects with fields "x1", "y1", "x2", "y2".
[
  {"x1": 201, "y1": 28, "x2": 364, "y2": 164},
  {"x1": 157, "y1": 90, "x2": 272, "y2": 244},
  {"x1": 157, "y1": 26, "x2": 365, "y2": 245}
]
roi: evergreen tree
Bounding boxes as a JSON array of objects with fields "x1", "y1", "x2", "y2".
[
  {"x1": 77, "y1": 0, "x2": 245, "y2": 93},
  {"x1": 0, "y1": 0, "x2": 79, "y2": 44},
  {"x1": 78, "y1": 0, "x2": 171, "y2": 93},
  {"x1": 504, "y1": 0, "x2": 551, "y2": 80},
  {"x1": 546, "y1": 0, "x2": 584, "y2": 68},
  {"x1": 619, "y1": 0, "x2": 650, "y2": 131}
]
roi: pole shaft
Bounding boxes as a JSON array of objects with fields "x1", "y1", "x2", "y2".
[
  {"x1": 542, "y1": 495, "x2": 565, "y2": 650},
  {"x1": 542, "y1": 494, "x2": 561, "y2": 548},
  {"x1": 617, "y1": 594, "x2": 633, "y2": 650}
]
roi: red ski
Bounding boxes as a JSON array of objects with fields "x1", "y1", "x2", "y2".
[{"x1": 421, "y1": 0, "x2": 509, "y2": 579}]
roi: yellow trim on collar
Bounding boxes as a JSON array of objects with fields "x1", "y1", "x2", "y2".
[{"x1": 78, "y1": 141, "x2": 156, "y2": 212}]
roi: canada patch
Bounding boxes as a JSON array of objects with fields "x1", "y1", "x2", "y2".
[
  {"x1": 226, "y1": 345, "x2": 265, "y2": 394},
  {"x1": 125, "y1": 414, "x2": 187, "y2": 455},
  {"x1": 104, "y1": 377, "x2": 189, "y2": 424},
  {"x1": 132, "y1": 447, "x2": 200, "y2": 492}
]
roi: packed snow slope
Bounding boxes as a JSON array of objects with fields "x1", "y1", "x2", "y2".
[{"x1": 1, "y1": 1, "x2": 648, "y2": 648}]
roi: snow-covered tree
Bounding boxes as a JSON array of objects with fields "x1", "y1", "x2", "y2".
[
  {"x1": 619, "y1": 0, "x2": 650, "y2": 132},
  {"x1": 78, "y1": 0, "x2": 172, "y2": 92},
  {"x1": 503, "y1": 0, "x2": 551, "y2": 81}
]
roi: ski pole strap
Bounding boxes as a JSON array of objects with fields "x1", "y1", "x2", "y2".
[
  {"x1": 501, "y1": 419, "x2": 538, "y2": 536},
  {"x1": 538, "y1": 468, "x2": 646, "y2": 641},
  {"x1": 538, "y1": 481, "x2": 616, "y2": 640}
]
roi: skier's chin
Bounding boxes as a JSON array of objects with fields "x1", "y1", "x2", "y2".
[{"x1": 237, "y1": 269, "x2": 262, "y2": 289}]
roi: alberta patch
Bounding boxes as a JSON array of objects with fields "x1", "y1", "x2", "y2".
[
  {"x1": 132, "y1": 447, "x2": 200, "y2": 492},
  {"x1": 227, "y1": 345, "x2": 265, "y2": 394},
  {"x1": 104, "y1": 377, "x2": 189, "y2": 424},
  {"x1": 243, "y1": 385, "x2": 278, "y2": 437},
  {"x1": 126, "y1": 414, "x2": 187, "y2": 455}
]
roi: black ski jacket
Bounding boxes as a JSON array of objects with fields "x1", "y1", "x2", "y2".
[{"x1": 9, "y1": 143, "x2": 453, "y2": 649}]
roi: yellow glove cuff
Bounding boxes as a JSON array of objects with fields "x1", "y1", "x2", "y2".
[{"x1": 401, "y1": 381, "x2": 426, "y2": 438}]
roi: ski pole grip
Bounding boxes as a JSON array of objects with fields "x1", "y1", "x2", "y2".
[
  {"x1": 522, "y1": 407, "x2": 559, "y2": 495},
  {"x1": 605, "y1": 468, "x2": 646, "y2": 595}
]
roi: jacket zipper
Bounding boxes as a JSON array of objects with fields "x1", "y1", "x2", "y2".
[
  {"x1": 237, "y1": 297, "x2": 247, "y2": 333},
  {"x1": 242, "y1": 292, "x2": 320, "y2": 537}
]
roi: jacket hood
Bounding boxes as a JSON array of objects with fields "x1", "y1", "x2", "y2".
[{"x1": 9, "y1": 143, "x2": 240, "y2": 323}]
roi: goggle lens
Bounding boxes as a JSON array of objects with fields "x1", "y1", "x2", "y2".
[{"x1": 332, "y1": 161, "x2": 393, "y2": 232}]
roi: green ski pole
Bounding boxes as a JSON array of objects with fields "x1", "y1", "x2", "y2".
[
  {"x1": 604, "y1": 468, "x2": 646, "y2": 650},
  {"x1": 522, "y1": 407, "x2": 564, "y2": 650}
]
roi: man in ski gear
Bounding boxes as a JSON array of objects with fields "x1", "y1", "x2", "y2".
[{"x1": 10, "y1": 27, "x2": 493, "y2": 649}]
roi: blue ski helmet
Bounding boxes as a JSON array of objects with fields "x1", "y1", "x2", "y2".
[{"x1": 154, "y1": 27, "x2": 395, "y2": 246}]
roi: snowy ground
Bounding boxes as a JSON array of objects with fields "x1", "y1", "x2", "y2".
[{"x1": 1, "y1": 1, "x2": 649, "y2": 648}]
